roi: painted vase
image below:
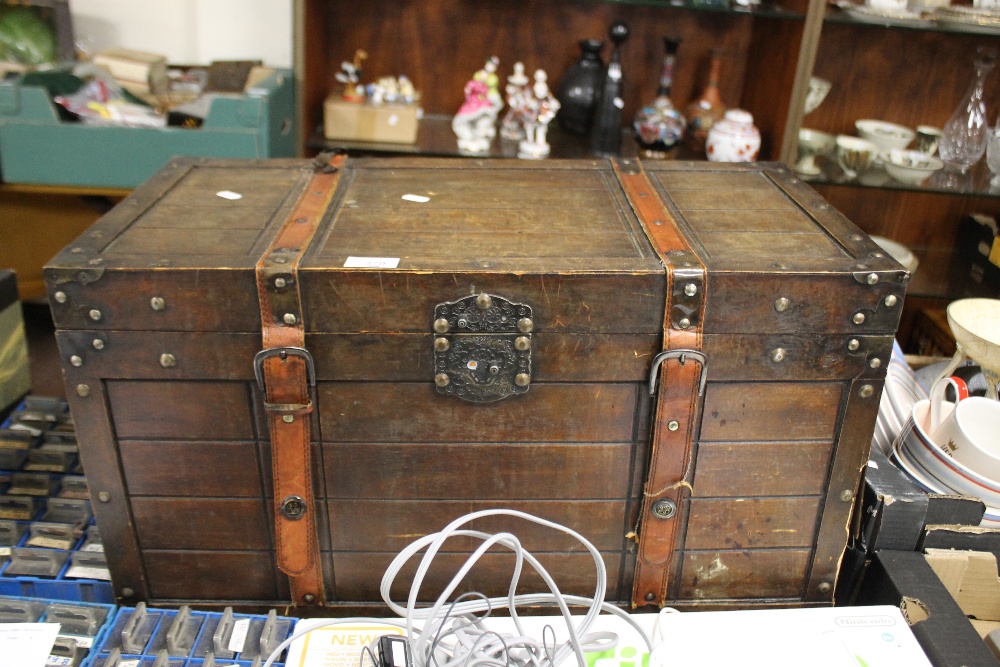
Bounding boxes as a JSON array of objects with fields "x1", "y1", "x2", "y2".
[
  {"x1": 706, "y1": 109, "x2": 760, "y2": 162},
  {"x1": 633, "y1": 37, "x2": 685, "y2": 158},
  {"x1": 684, "y1": 50, "x2": 726, "y2": 154}
]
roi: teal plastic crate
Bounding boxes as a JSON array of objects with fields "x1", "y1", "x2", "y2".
[{"x1": 0, "y1": 68, "x2": 295, "y2": 189}]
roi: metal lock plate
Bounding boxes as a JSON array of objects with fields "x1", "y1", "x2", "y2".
[{"x1": 433, "y1": 294, "x2": 532, "y2": 403}]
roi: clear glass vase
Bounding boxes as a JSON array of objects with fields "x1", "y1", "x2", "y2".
[{"x1": 939, "y1": 49, "x2": 997, "y2": 173}]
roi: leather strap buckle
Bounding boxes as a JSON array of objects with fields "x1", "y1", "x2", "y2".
[
  {"x1": 253, "y1": 347, "x2": 317, "y2": 393},
  {"x1": 648, "y1": 349, "x2": 708, "y2": 397}
]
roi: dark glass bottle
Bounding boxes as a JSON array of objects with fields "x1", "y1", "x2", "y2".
[
  {"x1": 633, "y1": 37, "x2": 685, "y2": 158},
  {"x1": 556, "y1": 39, "x2": 605, "y2": 135},
  {"x1": 590, "y1": 22, "x2": 629, "y2": 156}
]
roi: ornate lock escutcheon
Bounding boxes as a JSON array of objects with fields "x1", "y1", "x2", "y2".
[{"x1": 433, "y1": 293, "x2": 532, "y2": 402}]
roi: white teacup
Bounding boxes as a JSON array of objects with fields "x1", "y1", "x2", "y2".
[
  {"x1": 928, "y1": 378, "x2": 1000, "y2": 480},
  {"x1": 867, "y1": 0, "x2": 908, "y2": 10}
]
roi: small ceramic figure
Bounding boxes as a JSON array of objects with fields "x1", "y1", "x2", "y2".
[
  {"x1": 501, "y1": 62, "x2": 530, "y2": 140},
  {"x1": 518, "y1": 69, "x2": 560, "y2": 159},
  {"x1": 452, "y1": 57, "x2": 504, "y2": 153},
  {"x1": 398, "y1": 75, "x2": 417, "y2": 105},
  {"x1": 706, "y1": 109, "x2": 761, "y2": 162},
  {"x1": 335, "y1": 49, "x2": 368, "y2": 102}
]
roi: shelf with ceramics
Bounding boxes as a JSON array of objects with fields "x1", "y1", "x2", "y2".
[
  {"x1": 825, "y1": 1, "x2": 1000, "y2": 35},
  {"x1": 585, "y1": 0, "x2": 804, "y2": 19}
]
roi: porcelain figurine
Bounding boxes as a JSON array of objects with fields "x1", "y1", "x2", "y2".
[
  {"x1": 518, "y1": 69, "x2": 561, "y2": 159},
  {"x1": 501, "y1": 62, "x2": 530, "y2": 140},
  {"x1": 335, "y1": 49, "x2": 368, "y2": 102},
  {"x1": 452, "y1": 57, "x2": 504, "y2": 153},
  {"x1": 706, "y1": 108, "x2": 760, "y2": 162}
]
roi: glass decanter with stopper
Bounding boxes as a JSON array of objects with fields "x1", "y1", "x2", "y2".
[
  {"x1": 633, "y1": 37, "x2": 686, "y2": 158},
  {"x1": 939, "y1": 47, "x2": 998, "y2": 174}
]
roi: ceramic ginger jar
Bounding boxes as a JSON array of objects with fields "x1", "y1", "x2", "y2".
[{"x1": 706, "y1": 109, "x2": 760, "y2": 162}]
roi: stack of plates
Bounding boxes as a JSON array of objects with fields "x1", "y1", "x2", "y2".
[
  {"x1": 933, "y1": 5, "x2": 1000, "y2": 32},
  {"x1": 872, "y1": 341, "x2": 927, "y2": 455},
  {"x1": 893, "y1": 400, "x2": 1000, "y2": 527}
]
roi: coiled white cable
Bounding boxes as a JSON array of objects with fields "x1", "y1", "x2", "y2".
[{"x1": 263, "y1": 509, "x2": 654, "y2": 667}]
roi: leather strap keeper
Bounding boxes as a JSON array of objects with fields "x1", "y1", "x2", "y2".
[
  {"x1": 614, "y1": 159, "x2": 708, "y2": 608},
  {"x1": 254, "y1": 152, "x2": 345, "y2": 605}
]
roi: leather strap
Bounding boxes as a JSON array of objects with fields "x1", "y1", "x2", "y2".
[
  {"x1": 254, "y1": 153, "x2": 345, "y2": 605},
  {"x1": 613, "y1": 159, "x2": 708, "y2": 608}
]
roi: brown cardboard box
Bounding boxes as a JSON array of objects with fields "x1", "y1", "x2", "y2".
[{"x1": 323, "y1": 95, "x2": 419, "y2": 143}]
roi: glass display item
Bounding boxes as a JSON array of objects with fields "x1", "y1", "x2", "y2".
[
  {"x1": 590, "y1": 21, "x2": 629, "y2": 156},
  {"x1": 633, "y1": 37, "x2": 685, "y2": 158},
  {"x1": 939, "y1": 48, "x2": 997, "y2": 173},
  {"x1": 556, "y1": 39, "x2": 604, "y2": 135},
  {"x1": 987, "y1": 125, "x2": 1000, "y2": 186},
  {"x1": 684, "y1": 50, "x2": 726, "y2": 153}
]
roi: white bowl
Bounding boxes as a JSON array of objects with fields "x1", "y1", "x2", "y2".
[
  {"x1": 882, "y1": 149, "x2": 944, "y2": 185},
  {"x1": 871, "y1": 235, "x2": 919, "y2": 274},
  {"x1": 855, "y1": 119, "x2": 916, "y2": 150},
  {"x1": 804, "y1": 77, "x2": 832, "y2": 114},
  {"x1": 836, "y1": 135, "x2": 879, "y2": 176}
]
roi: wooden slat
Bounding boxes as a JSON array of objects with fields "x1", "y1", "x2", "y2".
[
  {"x1": 344, "y1": 169, "x2": 609, "y2": 192},
  {"x1": 134, "y1": 205, "x2": 279, "y2": 230},
  {"x1": 698, "y1": 232, "x2": 842, "y2": 261},
  {"x1": 701, "y1": 334, "x2": 893, "y2": 381},
  {"x1": 332, "y1": 208, "x2": 623, "y2": 235},
  {"x1": 680, "y1": 209, "x2": 820, "y2": 234},
  {"x1": 679, "y1": 549, "x2": 810, "y2": 600},
  {"x1": 132, "y1": 498, "x2": 271, "y2": 550},
  {"x1": 331, "y1": 552, "x2": 623, "y2": 601},
  {"x1": 322, "y1": 443, "x2": 637, "y2": 500},
  {"x1": 120, "y1": 441, "x2": 263, "y2": 497},
  {"x1": 108, "y1": 381, "x2": 254, "y2": 440},
  {"x1": 149, "y1": 166, "x2": 302, "y2": 209},
  {"x1": 655, "y1": 171, "x2": 768, "y2": 190},
  {"x1": 105, "y1": 229, "x2": 264, "y2": 257},
  {"x1": 143, "y1": 551, "x2": 279, "y2": 601},
  {"x1": 699, "y1": 382, "x2": 842, "y2": 442},
  {"x1": 684, "y1": 497, "x2": 821, "y2": 550},
  {"x1": 328, "y1": 500, "x2": 631, "y2": 552},
  {"x1": 317, "y1": 383, "x2": 639, "y2": 443},
  {"x1": 669, "y1": 188, "x2": 800, "y2": 212},
  {"x1": 693, "y1": 441, "x2": 832, "y2": 497}
]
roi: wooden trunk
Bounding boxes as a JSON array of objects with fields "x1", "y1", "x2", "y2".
[{"x1": 44, "y1": 157, "x2": 906, "y2": 609}]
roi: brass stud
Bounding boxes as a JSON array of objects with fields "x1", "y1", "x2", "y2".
[
  {"x1": 92, "y1": 339, "x2": 105, "y2": 350},
  {"x1": 884, "y1": 295, "x2": 898, "y2": 307},
  {"x1": 853, "y1": 312, "x2": 866, "y2": 325},
  {"x1": 434, "y1": 337, "x2": 450, "y2": 352},
  {"x1": 435, "y1": 373, "x2": 450, "y2": 387},
  {"x1": 283, "y1": 313, "x2": 297, "y2": 325},
  {"x1": 515, "y1": 373, "x2": 530, "y2": 387},
  {"x1": 121, "y1": 588, "x2": 135, "y2": 598},
  {"x1": 684, "y1": 283, "x2": 698, "y2": 297},
  {"x1": 159, "y1": 353, "x2": 176, "y2": 368},
  {"x1": 667, "y1": 420, "x2": 679, "y2": 431},
  {"x1": 645, "y1": 592, "x2": 656, "y2": 602},
  {"x1": 847, "y1": 338, "x2": 860, "y2": 351},
  {"x1": 678, "y1": 318, "x2": 691, "y2": 329},
  {"x1": 98, "y1": 492, "x2": 111, "y2": 503},
  {"x1": 53, "y1": 291, "x2": 67, "y2": 304},
  {"x1": 76, "y1": 384, "x2": 91, "y2": 397},
  {"x1": 70, "y1": 355, "x2": 83, "y2": 367},
  {"x1": 275, "y1": 277, "x2": 287, "y2": 288},
  {"x1": 150, "y1": 297, "x2": 165, "y2": 311},
  {"x1": 869, "y1": 358, "x2": 882, "y2": 369},
  {"x1": 89, "y1": 309, "x2": 102, "y2": 322},
  {"x1": 774, "y1": 297, "x2": 790, "y2": 312},
  {"x1": 860, "y1": 384, "x2": 875, "y2": 398},
  {"x1": 282, "y1": 415, "x2": 294, "y2": 423},
  {"x1": 476, "y1": 293, "x2": 493, "y2": 310},
  {"x1": 434, "y1": 318, "x2": 450, "y2": 334},
  {"x1": 866, "y1": 272, "x2": 879, "y2": 285},
  {"x1": 771, "y1": 348, "x2": 786, "y2": 363},
  {"x1": 840, "y1": 489, "x2": 854, "y2": 502},
  {"x1": 651, "y1": 499, "x2": 677, "y2": 519},
  {"x1": 303, "y1": 593, "x2": 316, "y2": 604},
  {"x1": 518, "y1": 317, "x2": 534, "y2": 334},
  {"x1": 818, "y1": 582, "x2": 832, "y2": 594},
  {"x1": 515, "y1": 336, "x2": 531, "y2": 351}
]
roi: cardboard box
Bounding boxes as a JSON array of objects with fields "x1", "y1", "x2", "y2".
[
  {"x1": 92, "y1": 47, "x2": 169, "y2": 95},
  {"x1": 0, "y1": 271, "x2": 30, "y2": 417},
  {"x1": 949, "y1": 213, "x2": 1000, "y2": 299},
  {"x1": 857, "y1": 550, "x2": 1000, "y2": 666},
  {"x1": 323, "y1": 95, "x2": 419, "y2": 143}
]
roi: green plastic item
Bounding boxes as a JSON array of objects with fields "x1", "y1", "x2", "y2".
[
  {"x1": 0, "y1": 5, "x2": 57, "y2": 65},
  {"x1": 0, "y1": 68, "x2": 296, "y2": 189}
]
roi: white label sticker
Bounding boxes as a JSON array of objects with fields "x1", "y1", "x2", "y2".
[
  {"x1": 392, "y1": 639, "x2": 406, "y2": 667},
  {"x1": 868, "y1": 460, "x2": 879, "y2": 469},
  {"x1": 46, "y1": 655, "x2": 73, "y2": 666},
  {"x1": 228, "y1": 618, "x2": 251, "y2": 653},
  {"x1": 64, "y1": 565, "x2": 112, "y2": 581},
  {"x1": 387, "y1": 114, "x2": 399, "y2": 126},
  {"x1": 81, "y1": 543, "x2": 105, "y2": 553},
  {"x1": 613, "y1": 97, "x2": 625, "y2": 109},
  {"x1": 0, "y1": 547, "x2": 11, "y2": 557},
  {"x1": 216, "y1": 190, "x2": 243, "y2": 200},
  {"x1": 401, "y1": 194, "x2": 430, "y2": 203},
  {"x1": 57, "y1": 634, "x2": 93, "y2": 648},
  {"x1": 120, "y1": 660, "x2": 140, "y2": 667},
  {"x1": 343, "y1": 257, "x2": 400, "y2": 269}
]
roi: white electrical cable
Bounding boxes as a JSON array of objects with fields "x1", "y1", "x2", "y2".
[{"x1": 262, "y1": 509, "x2": 657, "y2": 667}]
